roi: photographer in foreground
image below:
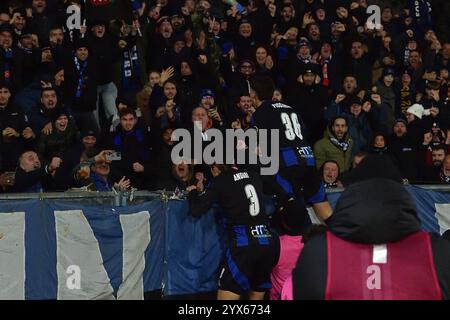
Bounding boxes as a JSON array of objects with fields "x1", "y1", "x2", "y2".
[{"x1": 284, "y1": 155, "x2": 450, "y2": 300}]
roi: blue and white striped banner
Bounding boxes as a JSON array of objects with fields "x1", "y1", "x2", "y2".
[
  {"x1": 0, "y1": 186, "x2": 449, "y2": 299},
  {"x1": 326, "y1": 186, "x2": 450, "y2": 235},
  {"x1": 0, "y1": 199, "x2": 165, "y2": 300}
]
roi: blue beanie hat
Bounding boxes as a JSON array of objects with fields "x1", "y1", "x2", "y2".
[
  {"x1": 200, "y1": 89, "x2": 215, "y2": 98},
  {"x1": 382, "y1": 67, "x2": 395, "y2": 78}
]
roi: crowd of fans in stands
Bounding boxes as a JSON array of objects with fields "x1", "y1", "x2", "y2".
[{"x1": 0, "y1": 0, "x2": 449, "y2": 194}]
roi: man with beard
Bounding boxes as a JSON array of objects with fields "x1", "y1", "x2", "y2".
[
  {"x1": 199, "y1": 89, "x2": 224, "y2": 129},
  {"x1": 388, "y1": 118, "x2": 418, "y2": 182},
  {"x1": 327, "y1": 97, "x2": 381, "y2": 158},
  {"x1": 314, "y1": 116, "x2": 353, "y2": 173},
  {"x1": 285, "y1": 64, "x2": 329, "y2": 144},
  {"x1": 419, "y1": 144, "x2": 448, "y2": 182},
  {"x1": 306, "y1": 23, "x2": 322, "y2": 55}
]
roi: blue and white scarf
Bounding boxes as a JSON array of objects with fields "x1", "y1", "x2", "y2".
[
  {"x1": 330, "y1": 137, "x2": 349, "y2": 151},
  {"x1": 122, "y1": 44, "x2": 141, "y2": 90},
  {"x1": 74, "y1": 57, "x2": 88, "y2": 98}
]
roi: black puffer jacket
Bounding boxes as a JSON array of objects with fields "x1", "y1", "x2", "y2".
[{"x1": 291, "y1": 178, "x2": 450, "y2": 299}]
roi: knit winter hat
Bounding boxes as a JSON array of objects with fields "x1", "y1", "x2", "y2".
[
  {"x1": 238, "y1": 59, "x2": 256, "y2": 70},
  {"x1": 401, "y1": 68, "x2": 413, "y2": 78},
  {"x1": 238, "y1": 18, "x2": 251, "y2": 26},
  {"x1": 157, "y1": 16, "x2": 170, "y2": 26},
  {"x1": 300, "y1": 63, "x2": 320, "y2": 75},
  {"x1": 52, "y1": 108, "x2": 69, "y2": 122},
  {"x1": 89, "y1": 19, "x2": 107, "y2": 28},
  {"x1": 406, "y1": 104, "x2": 430, "y2": 119},
  {"x1": 298, "y1": 38, "x2": 312, "y2": 49},
  {"x1": 0, "y1": 24, "x2": 13, "y2": 35},
  {"x1": 74, "y1": 38, "x2": 89, "y2": 51},
  {"x1": 382, "y1": 67, "x2": 395, "y2": 78},
  {"x1": 348, "y1": 96, "x2": 362, "y2": 106},
  {"x1": 394, "y1": 118, "x2": 407, "y2": 126},
  {"x1": 80, "y1": 129, "x2": 97, "y2": 139},
  {"x1": 200, "y1": 89, "x2": 215, "y2": 99}
]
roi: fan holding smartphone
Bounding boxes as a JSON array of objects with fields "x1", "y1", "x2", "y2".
[
  {"x1": 200, "y1": 89, "x2": 224, "y2": 127},
  {"x1": 106, "y1": 151, "x2": 122, "y2": 161}
]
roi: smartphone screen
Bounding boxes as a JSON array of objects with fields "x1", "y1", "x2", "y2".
[{"x1": 106, "y1": 152, "x2": 122, "y2": 161}]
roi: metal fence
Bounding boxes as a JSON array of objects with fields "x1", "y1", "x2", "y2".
[
  {"x1": 0, "y1": 185, "x2": 449, "y2": 205},
  {"x1": 0, "y1": 190, "x2": 162, "y2": 206},
  {"x1": 325, "y1": 184, "x2": 450, "y2": 193}
]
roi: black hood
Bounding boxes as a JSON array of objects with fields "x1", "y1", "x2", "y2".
[
  {"x1": 340, "y1": 154, "x2": 403, "y2": 187},
  {"x1": 178, "y1": 58, "x2": 199, "y2": 79},
  {"x1": 328, "y1": 178, "x2": 421, "y2": 244}
]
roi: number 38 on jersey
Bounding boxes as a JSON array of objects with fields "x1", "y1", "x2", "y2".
[{"x1": 281, "y1": 112, "x2": 303, "y2": 141}]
